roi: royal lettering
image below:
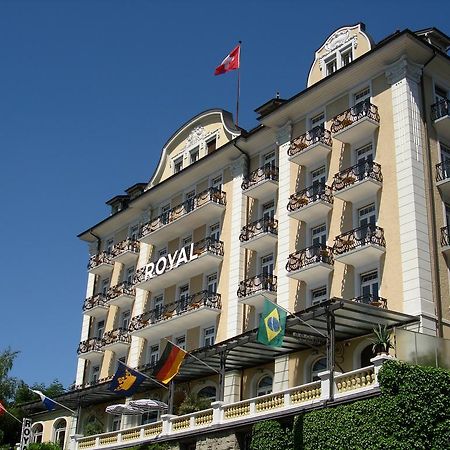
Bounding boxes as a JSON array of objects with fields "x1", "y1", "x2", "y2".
[{"x1": 144, "y1": 243, "x2": 198, "y2": 281}]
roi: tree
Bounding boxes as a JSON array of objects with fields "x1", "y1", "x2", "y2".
[{"x1": 0, "y1": 348, "x2": 19, "y2": 404}]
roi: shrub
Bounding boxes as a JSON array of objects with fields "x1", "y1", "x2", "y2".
[{"x1": 250, "y1": 420, "x2": 292, "y2": 450}]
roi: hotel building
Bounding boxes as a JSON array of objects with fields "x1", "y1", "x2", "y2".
[{"x1": 25, "y1": 23, "x2": 450, "y2": 449}]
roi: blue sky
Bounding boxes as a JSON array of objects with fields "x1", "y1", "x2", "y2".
[{"x1": 1, "y1": 0, "x2": 449, "y2": 389}]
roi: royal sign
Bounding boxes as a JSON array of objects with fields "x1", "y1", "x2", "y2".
[
  {"x1": 20, "y1": 418, "x2": 32, "y2": 450},
  {"x1": 144, "y1": 243, "x2": 198, "y2": 280}
]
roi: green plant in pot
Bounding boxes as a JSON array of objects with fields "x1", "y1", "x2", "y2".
[{"x1": 371, "y1": 324, "x2": 394, "y2": 355}]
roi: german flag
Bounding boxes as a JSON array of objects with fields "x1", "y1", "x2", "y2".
[{"x1": 152, "y1": 341, "x2": 187, "y2": 384}]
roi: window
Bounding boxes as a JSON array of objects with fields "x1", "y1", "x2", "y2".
[
  {"x1": 262, "y1": 200, "x2": 275, "y2": 221},
  {"x1": 149, "y1": 344, "x2": 159, "y2": 366},
  {"x1": 91, "y1": 365, "x2": 100, "y2": 383},
  {"x1": 182, "y1": 235, "x2": 192, "y2": 248},
  {"x1": 263, "y1": 151, "x2": 276, "y2": 168},
  {"x1": 129, "y1": 224, "x2": 139, "y2": 241},
  {"x1": 121, "y1": 310, "x2": 130, "y2": 329},
  {"x1": 310, "y1": 112, "x2": 325, "y2": 130},
  {"x1": 117, "y1": 356, "x2": 126, "y2": 370},
  {"x1": 211, "y1": 175, "x2": 223, "y2": 192},
  {"x1": 207, "y1": 273, "x2": 218, "y2": 294},
  {"x1": 174, "y1": 157, "x2": 183, "y2": 173},
  {"x1": 141, "y1": 411, "x2": 159, "y2": 425},
  {"x1": 178, "y1": 285, "x2": 189, "y2": 313},
  {"x1": 358, "y1": 203, "x2": 376, "y2": 228},
  {"x1": 175, "y1": 335, "x2": 186, "y2": 350},
  {"x1": 360, "y1": 270, "x2": 379, "y2": 301},
  {"x1": 341, "y1": 47, "x2": 353, "y2": 66},
  {"x1": 360, "y1": 344, "x2": 376, "y2": 368},
  {"x1": 446, "y1": 204, "x2": 450, "y2": 229},
  {"x1": 111, "y1": 415, "x2": 121, "y2": 431},
  {"x1": 32, "y1": 424, "x2": 43, "y2": 443},
  {"x1": 310, "y1": 166, "x2": 326, "y2": 198},
  {"x1": 441, "y1": 143, "x2": 450, "y2": 178},
  {"x1": 185, "y1": 190, "x2": 196, "y2": 213},
  {"x1": 354, "y1": 86, "x2": 371, "y2": 104},
  {"x1": 323, "y1": 44, "x2": 354, "y2": 78},
  {"x1": 105, "y1": 238, "x2": 114, "y2": 254},
  {"x1": 153, "y1": 294, "x2": 164, "y2": 319},
  {"x1": 124, "y1": 266, "x2": 134, "y2": 285},
  {"x1": 160, "y1": 204, "x2": 171, "y2": 225},
  {"x1": 100, "y1": 278, "x2": 110, "y2": 295},
  {"x1": 197, "y1": 386, "x2": 217, "y2": 402},
  {"x1": 261, "y1": 254, "x2": 274, "y2": 276},
  {"x1": 209, "y1": 222, "x2": 220, "y2": 241},
  {"x1": 435, "y1": 86, "x2": 447, "y2": 104},
  {"x1": 96, "y1": 320, "x2": 105, "y2": 339},
  {"x1": 311, "y1": 286, "x2": 327, "y2": 306},
  {"x1": 190, "y1": 147, "x2": 199, "y2": 163},
  {"x1": 203, "y1": 326, "x2": 215, "y2": 347},
  {"x1": 53, "y1": 419, "x2": 67, "y2": 448},
  {"x1": 158, "y1": 247, "x2": 167, "y2": 258},
  {"x1": 326, "y1": 56, "x2": 337, "y2": 75},
  {"x1": 256, "y1": 375, "x2": 273, "y2": 396},
  {"x1": 311, "y1": 224, "x2": 327, "y2": 246},
  {"x1": 206, "y1": 138, "x2": 217, "y2": 154},
  {"x1": 311, "y1": 358, "x2": 327, "y2": 381},
  {"x1": 355, "y1": 143, "x2": 374, "y2": 179}
]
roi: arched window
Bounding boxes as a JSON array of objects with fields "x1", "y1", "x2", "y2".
[
  {"x1": 32, "y1": 424, "x2": 43, "y2": 443},
  {"x1": 311, "y1": 357, "x2": 327, "y2": 382},
  {"x1": 53, "y1": 419, "x2": 67, "y2": 448},
  {"x1": 197, "y1": 385, "x2": 217, "y2": 402},
  {"x1": 360, "y1": 344, "x2": 376, "y2": 368},
  {"x1": 256, "y1": 375, "x2": 273, "y2": 396}
]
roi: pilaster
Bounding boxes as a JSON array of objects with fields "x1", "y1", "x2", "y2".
[
  {"x1": 223, "y1": 370, "x2": 241, "y2": 403},
  {"x1": 273, "y1": 354, "x2": 289, "y2": 392}
]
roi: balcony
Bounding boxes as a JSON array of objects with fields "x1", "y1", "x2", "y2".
[
  {"x1": 101, "y1": 328, "x2": 131, "y2": 352},
  {"x1": 139, "y1": 188, "x2": 226, "y2": 246},
  {"x1": 107, "y1": 282, "x2": 135, "y2": 309},
  {"x1": 87, "y1": 252, "x2": 113, "y2": 276},
  {"x1": 431, "y1": 99, "x2": 450, "y2": 142},
  {"x1": 332, "y1": 161, "x2": 382, "y2": 203},
  {"x1": 242, "y1": 165, "x2": 279, "y2": 200},
  {"x1": 333, "y1": 225, "x2": 386, "y2": 266},
  {"x1": 83, "y1": 293, "x2": 109, "y2": 318},
  {"x1": 110, "y1": 239, "x2": 139, "y2": 265},
  {"x1": 286, "y1": 245, "x2": 334, "y2": 284},
  {"x1": 331, "y1": 101, "x2": 380, "y2": 145},
  {"x1": 237, "y1": 274, "x2": 277, "y2": 307},
  {"x1": 351, "y1": 295, "x2": 387, "y2": 308},
  {"x1": 436, "y1": 161, "x2": 450, "y2": 198},
  {"x1": 77, "y1": 337, "x2": 104, "y2": 359},
  {"x1": 287, "y1": 127, "x2": 333, "y2": 167},
  {"x1": 440, "y1": 226, "x2": 450, "y2": 255},
  {"x1": 287, "y1": 183, "x2": 333, "y2": 223},
  {"x1": 134, "y1": 238, "x2": 224, "y2": 292},
  {"x1": 239, "y1": 218, "x2": 278, "y2": 253},
  {"x1": 129, "y1": 291, "x2": 221, "y2": 341}
]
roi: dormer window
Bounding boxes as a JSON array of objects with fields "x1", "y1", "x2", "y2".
[
  {"x1": 206, "y1": 138, "x2": 217, "y2": 154},
  {"x1": 190, "y1": 147, "x2": 199, "y2": 164},
  {"x1": 174, "y1": 157, "x2": 183, "y2": 174},
  {"x1": 324, "y1": 44, "x2": 353, "y2": 77}
]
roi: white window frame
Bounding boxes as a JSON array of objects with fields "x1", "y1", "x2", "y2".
[
  {"x1": 100, "y1": 277, "x2": 110, "y2": 295},
  {"x1": 206, "y1": 135, "x2": 218, "y2": 154},
  {"x1": 210, "y1": 174, "x2": 223, "y2": 191},
  {"x1": 124, "y1": 266, "x2": 135, "y2": 285},
  {"x1": 111, "y1": 415, "x2": 121, "y2": 432},
  {"x1": 351, "y1": 84, "x2": 371, "y2": 107},
  {"x1": 91, "y1": 365, "x2": 100, "y2": 383},
  {"x1": 203, "y1": 326, "x2": 215, "y2": 347},
  {"x1": 149, "y1": 344, "x2": 159, "y2": 366},
  {"x1": 128, "y1": 224, "x2": 139, "y2": 241},
  {"x1": 209, "y1": 222, "x2": 220, "y2": 241},
  {"x1": 309, "y1": 111, "x2": 325, "y2": 130},
  {"x1": 359, "y1": 269, "x2": 379, "y2": 300},
  {"x1": 255, "y1": 373, "x2": 273, "y2": 397},
  {"x1": 95, "y1": 320, "x2": 105, "y2": 339},
  {"x1": 260, "y1": 253, "x2": 274, "y2": 276},
  {"x1": 173, "y1": 156, "x2": 183, "y2": 174},
  {"x1": 311, "y1": 286, "x2": 327, "y2": 306},
  {"x1": 206, "y1": 272, "x2": 218, "y2": 293},
  {"x1": 190, "y1": 147, "x2": 199, "y2": 164},
  {"x1": 121, "y1": 310, "x2": 130, "y2": 330},
  {"x1": 175, "y1": 334, "x2": 186, "y2": 350}
]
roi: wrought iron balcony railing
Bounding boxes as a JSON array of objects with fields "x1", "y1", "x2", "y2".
[
  {"x1": 140, "y1": 188, "x2": 226, "y2": 238},
  {"x1": 87, "y1": 251, "x2": 113, "y2": 270},
  {"x1": 331, "y1": 100, "x2": 380, "y2": 134},
  {"x1": 332, "y1": 161, "x2": 382, "y2": 191},
  {"x1": 106, "y1": 281, "x2": 135, "y2": 301},
  {"x1": 239, "y1": 218, "x2": 278, "y2": 242},
  {"x1": 287, "y1": 127, "x2": 333, "y2": 157},
  {"x1": 133, "y1": 238, "x2": 224, "y2": 285},
  {"x1": 333, "y1": 225, "x2": 386, "y2": 255},
  {"x1": 101, "y1": 328, "x2": 131, "y2": 347},
  {"x1": 129, "y1": 291, "x2": 221, "y2": 332},
  {"x1": 441, "y1": 226, "x2": 450, "y2": 247},
  {"x1": 436, "y1": 161, "x2": 450, "y2": 182},
  {"x1": 241, "y1": 165, "x2": 279, "y2": 191},
  {"x1": 286, "y1": 244, "x2": 334, "y2": 272},
  {"x1": 83, "y1": 293, "x2": 108, "y2": 312},
  {"x1": 77, "y1": 337, "x2": 103, "y2": 355},
  {"x1": 237, "y1": 274, "x2": 277, "y2": 298},
  {"x1": 287, "y1": 183, "x2": 333, "y2": 212},
  {"x1": 431, "y1": 99, "x2": 449, "y2": 121},
  {"x1": 110, "y1": 238, "x2": 140, "y2": 258},
  {"x1": 351, "y1": 295, "x2": 387, "y2": 308}
]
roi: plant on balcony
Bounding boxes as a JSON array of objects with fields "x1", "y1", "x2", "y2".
[
  {"x1": 176, "y1": 391, "x2": 212, "y2": 415},
  {"x1": 370, "y1": 324, "x2": 393, "y2": 355}
]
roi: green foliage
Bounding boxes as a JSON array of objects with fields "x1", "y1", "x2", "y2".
[
  {"x1": 250, "y1": 420, "x2": 293, "y2": 450},
  {"x1": 370, "y1": 324, "x2": 394, "y2": 353},
  {"x1": 296, "y1": 360, "x2": 450, "y2": 449},
  {"x1": 127, "y1": 444, "x2": 170, "y2": 450},
  {"x1": 29, "y1": 443, "x2": 62, "y2": 450},
  {"x1": 83, "y1": 419, "x2": 104, "y2": 437},
  {"x1": 0, "y1": 348, "x2": 19, "y2": 404},
  {"x1": 176, "y1": 392, "x2": 211, "y2": 415}
]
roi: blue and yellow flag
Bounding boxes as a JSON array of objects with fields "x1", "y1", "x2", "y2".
[
  {"x1": 109, "y1": 361, "x2": 146, "y2": 396},
  {"x1": 257, "y1": 299, "x2": 287, "y2": 347}
]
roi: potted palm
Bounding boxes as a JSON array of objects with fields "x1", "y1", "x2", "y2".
[{"x1": 371, "y1": 324, "x2": 394, "y2": 355}]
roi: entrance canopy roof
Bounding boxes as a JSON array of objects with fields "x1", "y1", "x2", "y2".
[{"x1": 23, "y1": 298, "x2": 418, "y2": 413}]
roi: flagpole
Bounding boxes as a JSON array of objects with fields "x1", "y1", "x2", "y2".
[
  {"x1": 163, "y1": 338, "x2": 220, "y2": 375},
  {"x1": 117, "y1": 360, "x2": 168, "y2": 390},
  {"x1": 263, "y1": 297, "x2": 327, "y2": 339},
  {"x1": 0, "y1": 405, "x2": 22, "y2": 424},
  {"x1": 30, "y1": 388, "x2": 76, "y2": 415},
  {"x1": 236, "y1": 41, "x2": 242, "y2": 127}
]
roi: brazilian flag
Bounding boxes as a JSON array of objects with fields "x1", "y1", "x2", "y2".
[{"x1": 257, "y1": 299, "x2": 287, "y2": 347}]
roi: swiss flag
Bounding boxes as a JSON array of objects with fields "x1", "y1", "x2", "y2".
[{"x1": 214, "y1": 45, "x2": 240, "y2": 75}]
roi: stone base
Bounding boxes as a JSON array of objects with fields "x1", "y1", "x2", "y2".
[{"x1": 194, "y1": 431, "x2": 240, "y2": 450}]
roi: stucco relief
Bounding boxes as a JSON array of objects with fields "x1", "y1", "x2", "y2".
[{"x1": 183, "y1": 126, "x2": 206, "y2": 151}]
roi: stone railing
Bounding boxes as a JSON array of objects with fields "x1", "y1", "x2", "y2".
[
  {"x1": 74, "y1": 357, "x2": 389, "y2": 450},
  {"x1": 241, "y1": 165, "x2": 279, "y2": 191},
  {"x1": 237, "y1": 274, "x2": 277, "y2": 298},
  {"x1": 331, "y1": 100, "x2": 380, "y2": 134},
  {"x1": 140, "y1": 188, "x2": 226, "y2": 238},
  {"x1": 431, "y1": 98, "x2": 449, "y2": 121},
  {"x1": 332, "y1": 161, "x2": 382, "y2": 191},
  {"x1": 287, "y1": 127, "x2": 332, "y2": 158},
  {"x1": 239, "y1": 218, "x2": 278, "y2": 242},
  {"x1": 333, "y1": 225, "x2": 386, "y2": 255},
  {"x1": 287, "y1": 183, "x2": 333, "y2": 212}
]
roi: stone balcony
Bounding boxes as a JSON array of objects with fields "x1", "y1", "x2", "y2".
[
  {"x1": 237, "y1": 274, "x2": 277, "y2": 307},
  {"x1": 287, "y1": 183, "x2": 333, "y2": 223},
  {"x1": 87, "y1": 252, "x2": 113, "y2": 276},
  {"x1": 431, "y1": 99, "x2": 450, "y2": 142},
  {"x1": 242, "y1": 165, "x2": 279, "y2": 201},
  {"x1": 287, "y1": 127, "x2": 332, "y2": 167},
  {"x1": 239, "y1": 218, "x2": 278, "y2": 253}
]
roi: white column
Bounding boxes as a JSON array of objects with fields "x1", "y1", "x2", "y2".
[
  {"x1": 226, "y1": 155, "x2": 248, "y2": 338},
  {"x1": 223, "y1": 370, "x2": 241, "y2": 403},
  {"x1": 385, "y1": 56, "x2": 436, "y2": 335},
  {"x1": 276, "y1": 123, "x2": 292, "y2": 310},
  {"x1": 273, "y1": 354, "x2": 289, "y2": 392}
]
